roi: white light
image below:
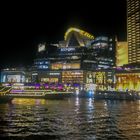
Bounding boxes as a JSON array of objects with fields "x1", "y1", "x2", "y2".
[
  {"x1": 89, "y1": 90, "x2": 93, "y2": 95},
  {"x1": 38, "y1": 44, "x2": 45, "y2": 52},
  {"x1": 76, "y1": 89, "x2": 79, "y2": 95},
  {"x1": 32, "y1": 73, "x2": 38, "y2": 75},
  {"x1": 49, "y1": 73, "x2": 60, "y2": 76},
  {"x1": 61, "y1": 48, "x2": 75, "y2": 52}
]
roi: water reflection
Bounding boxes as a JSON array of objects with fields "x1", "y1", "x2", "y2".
[
  {"x1": 11, "y1": 98, "x2": 46, "y2": 105},
  {"x1": 0, "y1": 98, "x2": 140, "y2": 139},
  {"x1": 88, "y1": 98, "x2": 92, "y2": 108},
  {"x1": 75, "y1": 97, "x2": 79, "y2": 107}
]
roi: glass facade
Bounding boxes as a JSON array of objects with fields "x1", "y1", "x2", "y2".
[
  {"x1": 116, "y1": 41, "x2": 128, "y2": 66},
  {"x1": 34, "y1": 58, "x2": 50, "y2": 70},
  {"x1": 1, "y1": 70, "x2": 25, "y2": 83},
  {"x1": 83, "y1": 36, "x2": 116, "y2": 69}
]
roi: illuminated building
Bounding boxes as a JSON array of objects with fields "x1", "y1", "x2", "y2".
[
  {"x1": 35, "y1": 28, "x2": 116, "y2": 71},
  {"x1": 116, "y1": 41, "x2": 128, "y2": 66},
  {"x1": 62, "y1": 70, "x2": 83, "y2": 84},
  {"x1": 85, "y1": 70, "x2": 115, "y2": 91},
  {"x1": 33, "y1": 28, "x2": 117, "y2": 84},
  {"x1": 0, "y1": 28, "x2": 116, "y2": 87},
  {"x1": 115, "y1": 69, "x2": 140, "y2": 91},
  {"x1": 64, "y1": 27, "x2": 94, "y2": 47},
  {"x1": 1, "y1": 24, "x2": 140, "y2": 92},
  {"x1": 0, "y1": 68, "x2": 25, "y2": 83},
  {"x1": 38, "y1": 71, "x2": 61, "y2": 83},
  {"x1": 83, "y1": 36, "x2": 116, "y2": 69},
  {"x1": 127, "y1": 0, "x2": 140, "y2": 63},
  {"x1": 34, "y1": 58, "x2": 50, "y2": 70}
]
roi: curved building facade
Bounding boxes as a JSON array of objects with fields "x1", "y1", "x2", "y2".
[{"x1": 64, "y1": 27, "x2": 94, "y2": 47}]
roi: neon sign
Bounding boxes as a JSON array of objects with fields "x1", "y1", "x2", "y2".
[{"x1": 60, "y1": 48, "x2": 75, "y2": 52}]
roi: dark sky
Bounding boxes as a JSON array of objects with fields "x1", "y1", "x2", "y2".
[{"x1": 0, "y1": 0, "x2": 127, "y2": 68}]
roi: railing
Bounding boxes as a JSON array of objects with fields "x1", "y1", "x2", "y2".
[
  {"x1": 0, "y1": 87, "x2": 12, "y2": 95},
  {"x1": 6, "y1": 93, "x2": 44, "y2": 97}
]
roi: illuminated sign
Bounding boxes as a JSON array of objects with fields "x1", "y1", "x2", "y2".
[
  {"x1": 32, "y1": 73, "x2": 38, "y2": 75},
  {"x1": 60, "y1": 48, "x2": 75, "y2": 52},
  {"x1": 49, "y1": 73, "x2": 60, "y2": 76},
  {"x1": 38, "y1": 65, "x2": 48, "y2": 69},
  {"x1": 38, "y1": 44, "x2": 45, "y2": 52}
]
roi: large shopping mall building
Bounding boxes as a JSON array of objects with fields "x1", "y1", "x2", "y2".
[{"x1": 1, "y1": 27, "x2": 140, "y2": 91}]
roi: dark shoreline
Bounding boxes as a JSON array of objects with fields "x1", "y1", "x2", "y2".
[
  {"x1": 0, "y1": 96, "x2": 13, "y2": 103},
  {"x1": 75, "y1": 90, "x2": 140, "y2": 100},
  {"x1": 94, "y1": 91, "x2": 140, "y2": 100}
]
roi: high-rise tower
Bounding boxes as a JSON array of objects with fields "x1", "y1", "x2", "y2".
[{"x1": 127, "y1": 0, "x2": 140, "y2": 63}]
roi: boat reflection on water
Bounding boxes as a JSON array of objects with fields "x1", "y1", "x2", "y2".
[{"x1": 11, "y1": 98, "x2": 47, "y2": 105}]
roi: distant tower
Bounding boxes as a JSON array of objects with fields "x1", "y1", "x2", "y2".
[{"x1": 127, "y1": 0, "x2": 140, "y2": 63}]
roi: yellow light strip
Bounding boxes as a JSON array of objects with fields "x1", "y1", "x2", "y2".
[{"x1": 64, "y1": 27, "x2": 94, "y2": 40}]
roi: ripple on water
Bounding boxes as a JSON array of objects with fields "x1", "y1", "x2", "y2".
[{"x1": 0, "y1": 99, "x2": 140, "y2": 139}]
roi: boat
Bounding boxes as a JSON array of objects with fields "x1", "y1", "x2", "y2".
[{"x1": 44, "y1": 91, "x2": 74, "y2": 99}]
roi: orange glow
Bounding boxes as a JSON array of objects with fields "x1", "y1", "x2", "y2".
[
  {"x1": 64, "y1": 27, "x2": 94, "y2": 41},
  {"x1": 12, "y1": 98, "x2": 46, "y2": 105},
  {"x1": 51, "y1": 63, "x2": 80, "y2": 70},
  {"x1": 64, "y1": 27, "x2": 94, "y2": 47},
  {"x1": 116, "y1": 73, "x2": 140, "y2": 91},
  {"x1": 86, "y1": 72, "x2": 109, "y2": 90},
  {"x1": 41, "y1": 78, "x2": 58, "y2": 83},
  {"x1": 62, "y1": 71, "x2": 83, "y2": 83}
]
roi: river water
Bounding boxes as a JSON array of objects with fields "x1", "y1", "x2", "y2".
[{"x1": 0, "y1": 98, "x2": 140, "y2": 140}]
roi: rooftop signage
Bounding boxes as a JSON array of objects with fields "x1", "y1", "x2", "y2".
[{"x1": 60, "y1": 48, "x2": 75, "y2": 52}]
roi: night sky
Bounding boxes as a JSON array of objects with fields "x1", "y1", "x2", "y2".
[{"x1": 0, "y1": 0, "x2": 126, "y2": 69}]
